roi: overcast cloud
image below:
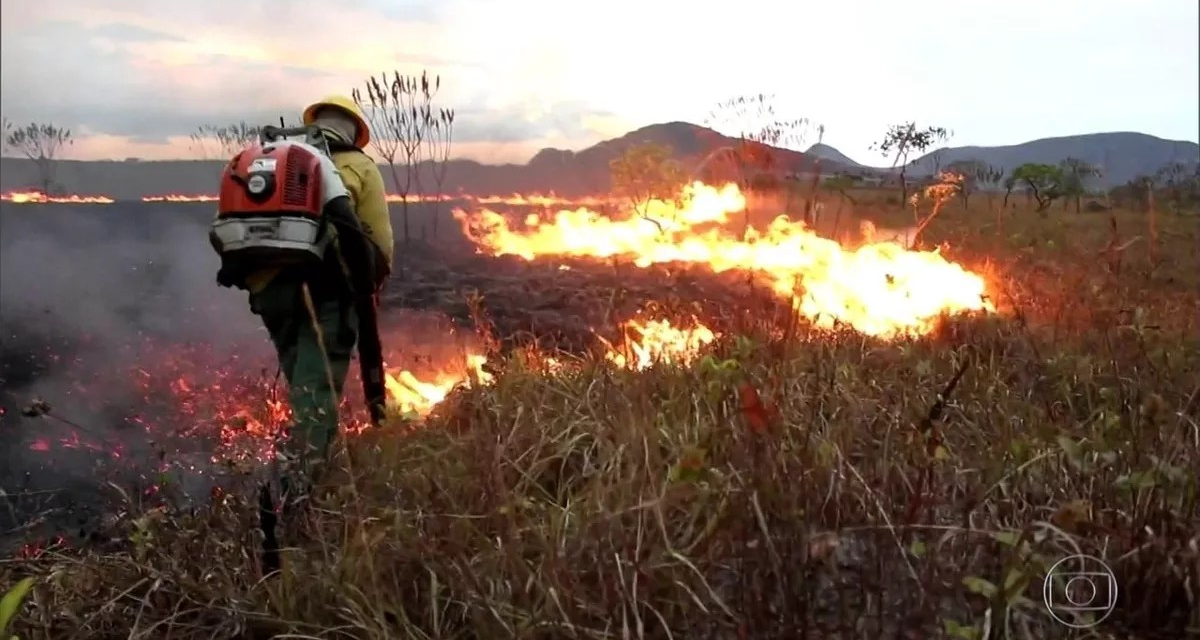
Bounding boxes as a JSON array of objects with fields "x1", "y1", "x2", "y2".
[{"x1": 1, "y1": 0, "x2": 1196, "y2": 164}]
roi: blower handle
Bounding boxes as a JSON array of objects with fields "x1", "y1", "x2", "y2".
[{"x1": 259, "y1": 124, "x2": 324, "y2": 144}]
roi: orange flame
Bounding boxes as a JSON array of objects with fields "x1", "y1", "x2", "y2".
[
  {"x1": 604, "y1": 317, "x2": 718, "y2": 370},
  {"x1": 384, "y1": 353, "x2": 492, "y2": 417},
  {"x1": 142, "y1": 194, "x2": 218, "y2": 203},
  {"x1": 134, "y1": 192, "x2": 617, "y2": 206},
  {"x1": 2, "y1": 190, "x2": 114, "y2": 204},
  {"x1": 455, "y1": 182, "x2": 995, "y2": 339}
]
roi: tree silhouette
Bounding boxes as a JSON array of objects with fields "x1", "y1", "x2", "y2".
[
  {"x1": 1153, "y1": 161, "x2": 1200, "y2": 212},
  {"x1": 1059, "y1": 157, "x2": 1100, "y2": 213},
  {"x1": 5, "y1": 122, "x2": 73, "y2": 194},
  {"x1": 426, "y1": 107, "x2": 456, "y2": 238},
  {"x1": 190, "y1": 122, "x2": 260, "y2": 160},
  {"x1": 354, "y1": 70, "x2": 446, "y2": 242}
]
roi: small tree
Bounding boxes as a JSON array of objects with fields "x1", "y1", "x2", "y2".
[
  {"x1": 355, "y1": 70, "x2": 441, "y2": 242},
  {"x1": 1110, "y1": 175, "x2": 1155, "y2": 211},
  {"x1": 426, "y1": 107, "x2": 456, "y2": 239},
  {"x1": 6, "y1": 122, "x2": 73, "y2": 194},
  {"x1": 1, "y1": 117, "x2": 12, "y2": 154},
  {"x1": 353, "y1": 73, "x2": 403, "y2": 202},
  {"x1": 1001, "y1": 173, "x2": 1018, "y2": 210},
  {"x1": 704, "y1": 94, "x2": 811, "y2": 185},
  {"x1": 977, "y1": 164, "x2": 1005, "y2": 209},
  {"x1": 704, "y1": 94, "x2": 816, "y2": 232},
  {"x1": 1059, "y1": 157, "x2": 1100, "y2": 213},
  {"x1": 871, "y1": 122, "x2": 949, "y2": 210},
  {"x1": 190, "y1": 122, "x2": 260, "y2": 160},
  {"x1": 1010, "y1": 163, "x2": 1065, "y2": 212},
  {"x1": 944, "y1": 159, "x2": 988, "y2": 209},
  {"x1": 906, "y1": 171, "x2": 962, "y2": 247},
  {"x1": 609, "y1": 142, "x2": 687, "y2": 233}
]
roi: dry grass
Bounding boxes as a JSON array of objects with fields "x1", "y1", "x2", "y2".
[{"x1": 3, "y1": 201, "x2": 1199, "y2": 640}]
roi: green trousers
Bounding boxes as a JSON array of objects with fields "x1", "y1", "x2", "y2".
[{"x1": 250, "y1": 275, "x2": 359, "y2": 475}]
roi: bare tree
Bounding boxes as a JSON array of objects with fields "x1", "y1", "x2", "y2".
[
  {"x1": 398, "y1": 72, "x2": 439, "y2": 241},
  {"x1": 704, "y1": 94, "x2": 812, "y2": 185},
  {"x1": 871, "y1": 122, "x2": 950, "y2": 211},
  {"x1": 353, "y1": 73, "x2": 404, "y2": 214},
  {"x1": 427, "y1": 107, "x2": 456, "y2": 239},
  {"x1": 1002, "y1": 173, "x2": 1018, "y2": 210},
  {"x1": 978, "y1": 164, "x2": 1005, "y2": 212},
  {"x1": 5, "y1": 122, "x2": 73, "y2": 194},
  {"x1": 1059, "y1": 157, "x2": 1100, "y2": 213},
  {"x1": 1154, "y1": 161, "x2": 1200, "y2": 213},
  {"x1": 190, "y1": 122, "x2": 260, "y2": 160},
  {"x1": 704, "y1": 94, "x2": 816, "y2": 235},
  {"x1": 355, "y1": 70, "x2": 441, "y2": 243}
]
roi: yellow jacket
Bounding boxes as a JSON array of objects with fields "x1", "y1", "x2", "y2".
[{"x1": 242, "y1": 148, "x2": 395, "y2": 294}]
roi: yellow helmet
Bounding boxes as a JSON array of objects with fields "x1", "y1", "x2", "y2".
[{"x1": 302, "y1": 94, "x2": 370, "y2": 149}]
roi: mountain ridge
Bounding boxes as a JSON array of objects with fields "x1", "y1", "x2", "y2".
[{"x1": 2, "y1": 124, "x2": 1195, "y2": 199}]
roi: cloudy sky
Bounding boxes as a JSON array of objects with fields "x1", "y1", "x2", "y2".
[{"x1": 1, "y1": 0, "x2": 1196, "y2": 165}]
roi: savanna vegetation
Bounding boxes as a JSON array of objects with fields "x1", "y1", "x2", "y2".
[{"x1": 2, "y1": 85, "x2": 1198, "y2": 640}]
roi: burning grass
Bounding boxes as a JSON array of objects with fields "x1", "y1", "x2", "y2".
[
  {"x1": 6, "y1": 312, "x2": 1198, "y2": 640},
  {"x1": 2, "y1": 191, "x2": 1199, "y2": 639}
]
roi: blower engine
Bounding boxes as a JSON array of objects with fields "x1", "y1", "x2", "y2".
[{"x1": 210, "y1": 126, "x2": 349, "y2": 281}]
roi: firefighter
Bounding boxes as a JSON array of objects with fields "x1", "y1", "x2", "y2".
[{"x1": 243, "y1": 95, "x2": 394, "y2": 488}]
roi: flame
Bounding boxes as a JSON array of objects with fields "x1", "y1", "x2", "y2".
[
  {"x1": 1, "y1": 190, "x2": 114, "y2": 204},
  {"x1": 134, "y1": 192, "x2": 616, "y2": 206},
  {"x1": 455, "y1": 181, "x2": 995, "y2": 339},
  {"x1": 384, "y1": 193, "x2": 456, "y2": 203},
  {"x1": 384, "y1": 353, "x2": 493, "y2": 417},
  {"x1": 142, "y1": 194, "x2": 219, "y2": 203},
  {"x1": 604, "y1": 317, "x2": 717, "y2": 370}
]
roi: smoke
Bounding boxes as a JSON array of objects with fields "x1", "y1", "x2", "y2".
[
  {"x1": 0, "y1": 203, "x2": 267, "y2": 539},
  {"x1": 0, "y1": 204, "x2": 259, "y2": 348}
]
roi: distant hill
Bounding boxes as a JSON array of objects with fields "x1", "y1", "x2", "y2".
[
  {"x1": 903, "y1": 132, "x2": 1199, "y2": 187},
  {"x1": 805, "y1": 143, "x2": 864, "y2": 168},
  {"x1": 0, "y1": 121, "x2": 837, "y2": 200},
  {"x1": 1, "y1": 125, "x2": 1194, "y2": 198}
]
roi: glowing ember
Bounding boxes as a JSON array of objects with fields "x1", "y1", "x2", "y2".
[
  {"x1": 455, "y1": 182, "x2": 995, "y2": 339},
  {"x1": 22, "y1": 338, "x2": 496, "y2": 466},
  {"x1": 385, "y1": 353, "x2": 492, "y2": 417},
  {"x1": 1, "y1": 190, "x2": 114, "y2": 204},
  {"x1": 604, "y1": 317, "x2": 718, "y2": 370}
]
